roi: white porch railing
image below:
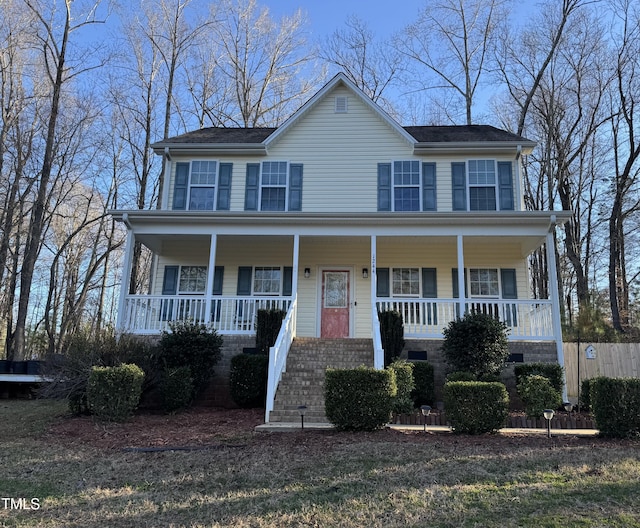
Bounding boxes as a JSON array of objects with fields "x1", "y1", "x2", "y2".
[
  {"x1": 121, "y1": 295, "x2": 292, "y2": 334},
  {"x1": 265, "y1": 297, "x2": 297, "y2": 423},
  {"x1": 376, "y1": 298, "x2": 555, "y2": 340}
]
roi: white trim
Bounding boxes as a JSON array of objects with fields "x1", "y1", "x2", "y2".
[
  {"x1": 457, "y1": 235, "x2": 466, "y2": 315},
  {"x1": 204, "y1": 234, "x2": 217, "y2": 322},
  {"x1": 316, "y1": 266, "x2": 355, "y2": 338},
  {"x1": 546, "y1": 231, "x2": 567, "y2": 401},
  {"x1": 116, "y1": 230, "x2": 135, "y2": 333}
]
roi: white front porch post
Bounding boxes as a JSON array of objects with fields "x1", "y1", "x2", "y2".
[
  {"x1": 457, "y1": 235, "x2": 466, "y2": 316},
  {"x1": 546, "y1": 229, "x2": 568, "y2": 401},
  {"x1": 204, "y1": 234, "x2": 218, "y2": 324},
  {"x1": 292, "y1": 234, "x2": 300, "y2": 299},
  {"x1": 371, "y1": 235, "x2": 384, "y2": 370},
  {"x1": 116, "y1": 228, "x2": 135, "y2": 334}
]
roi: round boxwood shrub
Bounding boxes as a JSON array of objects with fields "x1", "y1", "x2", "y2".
[
  {"x1": 444, "y1": 381, "x2": 509, "y2": 434},
  {"x1": 441, "y1": 312, "x2": 509, "y2": 379},
  {"x1": 517, "y1": 374, "x2": 561, "y2": 418},
  {"x1": 86, "y1": 363, "x2": 145, "y2": 422},
  {"x1": 230, "y1": 354, "x2": 269, "y2": 408},
  {"x1": 160, "y1": 366, "x2": 194, "y2": 413},
  {"x1": 159, "y1": 321, "x2": 223, "y2": 399},
  {"x1": 325, "y1": 366, "x2": 397, "y2": 431},
  {"x1": 514, "y1": 363, "x2": 564, "y2": 395},
  {"x1": 411, "y1": 361, "x2": 435, "y2": 407},
  {"x1": 388, "y1": 360, "x2": 415, "y2": 415}
]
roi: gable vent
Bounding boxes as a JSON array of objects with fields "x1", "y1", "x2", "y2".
[{"x1": 335, "y1": 96, "x2": 348, "y2": 113}]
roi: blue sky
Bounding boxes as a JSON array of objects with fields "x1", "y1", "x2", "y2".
[{"x1": 262, "y1": 0, "x2": 426, "y2": 39}]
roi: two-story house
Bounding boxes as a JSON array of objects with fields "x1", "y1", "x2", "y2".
[{"x1": 111, "y1": 73, "x2": 570, "y2": 423}]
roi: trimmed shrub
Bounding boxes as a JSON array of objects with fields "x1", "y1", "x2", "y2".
[
  {"x1": 158, "y1": 321, "x2": 223, "y2": 399},
  {"x1": 446, "y1": 371, "x2": 477, "y2": 382},
  {"x1": 388, "y1": 360, "x2": 415, "y2": 414},
  {"x1": 256, "y1": 309, "x2": 285, "y2": 354},
  {"x1": 591, "y1": 377, "x2": 640, "y2": 438},
  {"x1": 514, "y1": 363, "x2": 564, "y2": 394},
  {"x1": 325, "y1": 366, "x2": 397, "y2": 431},
  {"x1": 580, "y1": 378, "x2": 592, "y2": 411},
  {"x1": 230, "y1": 354, "x2": 269, "y2": 408},
  {"x1": 517, "y1": 374, "x2": 562, "y2": 418},
  {"x1": 411, "y1": 361, "x2": 435, "y2": 407},
  {"x1": 441, "y1": 312, "x2": 509, "y2": 378},
  {"x1": 86, "y1": 364, "x2": 145, "y2": 422},
  {"x1": 160, "y1": 366, "x2": 193, "y2": 413},
  {"x1": 444, "y1": 381, "x2": 509, "y2": 434},
  {"x1": 379, "y1": 311, "x2": 405, "y2": 367}
]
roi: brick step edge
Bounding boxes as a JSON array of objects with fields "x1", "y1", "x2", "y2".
[{"x1": 392, "y1": 411, "x2": 596, "y2": 429}]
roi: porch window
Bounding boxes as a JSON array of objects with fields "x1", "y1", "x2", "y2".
[
  {"x1": 178, "y1": 266, "x2": 207, "y2": 294},
  {"x1": 469, "y1": 268, "x2": 499, "y2": 297},
  {"x1": 393, "y1": 161, "x2": 420, "y2": 212},
  {"x1": 253, "y1": 267, "x2": 282, "y2": 295},
  {"x1": 392, "y1": 268, "x2": 420, "y2": 296}
]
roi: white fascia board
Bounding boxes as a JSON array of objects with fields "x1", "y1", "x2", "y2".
[
  {"x1": 264, "y1": 73, "x2": 416, "y2": 148},
  {"x1": 151, "y1": 144, "x2": 267, "y2": 156},
  {"x1": 413, "y1": 141, "x2": 537, "y2": 155}
]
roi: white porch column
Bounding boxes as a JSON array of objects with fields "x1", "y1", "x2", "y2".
[
  {"x1": 116, "y1": 228, "x2": 135, "y2": 334},
  {"x1": 546, "y1": 229, "x2": 568, "y2": 401},
  {"x1": 370, "y1": 235, "x2": 377, "y2": 306},
  {"x1": 204, "y1": 234, "x2": 218, "y2": 323},
  {"x1": 291, "y1": 234, "x2": 300, "y2": 299},
  {"x1": 371, "y1": 235, "x2": 384, "y2": 370},
  {"x1": 457, "y1": 235, "x2": 466, "y2": 316}
]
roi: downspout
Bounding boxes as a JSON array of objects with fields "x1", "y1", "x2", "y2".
[
  {"x1": 546, "y1": 215, "x2": 568, "y2": 402},
  {"x1": 515, "y1": 145, "x2": 523, "y2": 211}
]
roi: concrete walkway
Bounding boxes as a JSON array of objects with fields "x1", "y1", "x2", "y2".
[{"x1": 255, "y1": 422, "x2": 599, "y2": 437}]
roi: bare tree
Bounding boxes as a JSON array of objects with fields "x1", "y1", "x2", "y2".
[
  {"x1": 606, "y1": 0, "x2": 640, "y2": 331},
  {"x1": 320, "y1": 15, "x2": 402, "y2": 117},
  {"x1": 396, "y1": 0, "x2": 510, "y2": 125},
  {"x1": 210, "y1": 0, "x2": 321, "y2": 127}
]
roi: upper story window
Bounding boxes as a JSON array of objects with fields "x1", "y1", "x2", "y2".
[
  {"x1": 245, "y1": 162, "x2": 303, "y2": 212},
  {"x1": 172, "y1": 161, "x2": 232, "y2": 211},
  {"x1": 378, "y1": 162, "x2": 436, "y2": 212},
  {"x1": 452, "y1": 160, "x2": 514, "y2": 212}
]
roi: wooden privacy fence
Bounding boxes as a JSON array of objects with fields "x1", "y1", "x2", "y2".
[{"x1": 563, "y1": 342, "x2": 640, "y2": 398}]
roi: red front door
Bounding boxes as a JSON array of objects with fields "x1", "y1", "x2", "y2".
[{"x1": 321, "y1": 270, "x2": 350, "y2": 338}]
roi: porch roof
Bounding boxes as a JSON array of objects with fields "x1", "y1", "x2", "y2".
[{"x1": 111, "y1": 210, "x2": 571, "y2": 254}]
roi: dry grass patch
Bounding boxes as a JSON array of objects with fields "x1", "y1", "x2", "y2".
[{"x1": 1, "y1": 401, "x2": 640, "y2": 527}]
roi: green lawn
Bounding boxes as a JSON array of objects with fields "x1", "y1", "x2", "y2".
[{"x1": 1, "y1": 400, "x2": 640, "y2": 527}]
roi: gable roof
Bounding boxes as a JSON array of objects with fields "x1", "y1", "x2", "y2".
[{"x1": 151, "y1": 73, "x2": 535, "y2": 155}]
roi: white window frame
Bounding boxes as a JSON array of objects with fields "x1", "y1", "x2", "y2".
[
  {"x1": 391, "y1": 267, "x2": 421, "y2": 297},
  {"x1": 178, "y1": 265, "x2": 208, "y2": 294},
  {"x1": 259, "y1": 161, "x2": 289, "y2": 212},
  {"x1": 188, "y1": 160, "x2": 217, "y2": 211},
  {"x1": 392, "y1": 160, "x2": 421, "y2": 212},
  {"x1": 467, "y1": 159, "x2": 498, "y2": 211},
  {"x1": 252, "y1": 266, "x2": 282, "y2": 296},
  {"x1": 468, "y1": 268, "x2": 500, "y2": 298}
]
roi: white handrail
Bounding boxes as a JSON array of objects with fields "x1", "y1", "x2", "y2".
[{"x1": 265, "y1": 296, "x2": 297, "y2": 423}]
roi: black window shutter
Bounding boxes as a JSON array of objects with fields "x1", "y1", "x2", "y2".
[
  {"x1": 376, "y1": 268, "x2": 390, "y2": 297},
  {"x1": 162, "y1": 266, "x2": 179, "y2": 295},
  {"x1": 451, "y1": 162, "x2": 466, "y2": 211},
  {"x1": 212, "y1": 266, "x2": 224, "y2": 295},
  {"x1": 173, "y1": 163, "x2": 189, "y2": 210},
  {"x1": 377, "y1": 163, "x2": 391, "y2": 211},
  {"x1": 289, "y1": 164, "x2": 303, "y2": 211},
  {"x1": 237, "y1": 266, "x2": 253, "y2": 295},
  {"x1": 498, "y1": 161, "x2": 514, "y2": 210},
  {"x1": 422, "y1": 163, "x2": 437, "y2": 211},
  {"x1": 500, "y1": 268, "x2": 518, "y2": 299},
  {"x1": 217, "y1": 163, "x2": 233, "y2": 210},
  {"x1": 244, "y1": 164, "x2": 260, "y2": 211},
  {"x1": 421, "y1": 268, "x2": 437, "y2": 298},
  {"x1": 283, "y1": 266, "x2": 293, "y2": 296}
]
